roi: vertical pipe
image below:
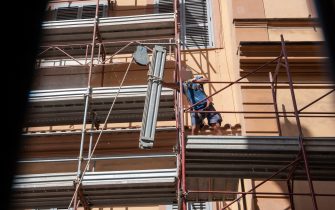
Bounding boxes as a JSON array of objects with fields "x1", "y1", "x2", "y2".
[
  {"x1": 240, "y1": 179, "x2": 247, "y2": 210},
  {"x1": 97, "y1": 43, "x2": 101, "y2": 64},
  {"x1": 101, "y1": 64, "x2": 105, "y2": 87},
  {"x1": 74, "y1": 89, "x2": 90, "y2": 210},
  {"x1": 174, "y1": 0, "x2": 186, "y2": 209},
  {"x1": 169, "y1": 38, "x2": 172, "y2": 60},
  {"x1": 251, "y1": 180, "x2": 257, "y2": 210},
  {"x1": 77, "y1": 90, "x2": 90, "y2": 177},
  {"x1": 280, "y1": 34, "x2": 318, "y2": 210},
  {"x1": 174, "y1": 42, "x2": 182, "y2": 210},
  {"x1": 287, "y1": 180, "x2": 296, "y2": 210},
  {"x1": 85, "y1": 44, "x2": 89, "y2": 65},
  {"x1": 174, "y1": 55, "x2": 182, "y2": 210},
  {"x1": 102, "y1": 47, "x2": 106, "y2": 64},
  {"x1": 87, "y1": 122, "x2": 95, "y2": 171},
  {"x1": 75, "y1": 1, "x2": 100, "y2": 209},
  {"x1": 269, "y1": 72, "x2": 282, "y2": 136},
  {"x1": 87, "y1": 0, "x2": 100, "y2": 88}
]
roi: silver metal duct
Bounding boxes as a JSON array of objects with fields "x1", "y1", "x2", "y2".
[{"x1": 139, "y1": 46, "x2": 167, "y2": 149}]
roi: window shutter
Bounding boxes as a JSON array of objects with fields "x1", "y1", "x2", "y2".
[
  {"x1": 81, "y1": 4, "x2": 106, "y2": 19},
  {"x1": 166, "y1": 203, "x2": 178, "y2": 210},
  {"x1": 56, "y1": 7, "x2": 79, "y2": 20},
  {"x1": 181, "y1": 0, "x2": 213, "y2": 48},
  {"x1": 55, "y1": 4, "x2": 107, "y2": 20},
  {"x1": 158, "y1": 0, "x2": 174, "y2": 13},
  {"x1": 157, "y1": 0, "x2": 214, "y2": 48},
  {"x1": 189, "y1": 202, "x2": 211, "y2": 210}
]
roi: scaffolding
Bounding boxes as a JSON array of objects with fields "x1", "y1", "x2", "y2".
[
  {"x1": 176, "y1": 35, "x2": 335, "y2": 210},
  {"x1": 13, "y1": 0, "x2": 335, "y2": 210}
]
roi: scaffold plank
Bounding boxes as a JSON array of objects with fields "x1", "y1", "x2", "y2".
[
  {"x1": 25, "y1": 85, "x2": 175, "y2": 126},
  {"x1": 42, "y1": 13, "x2": 175, "y2": 45},
  {"x1": 12, "y1": 169, "x2": 177, "y2": 208},
  {"x1": 186, "y1": 136, "x2": 335, "y2": 180}
]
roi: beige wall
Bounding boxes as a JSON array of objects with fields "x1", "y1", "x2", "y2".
[
  {"x1": 263, "y1": 0, "x2": 309, "y2": 18},
  {"x1": 268, "y1": 27, "x2": 323, "y2": 41},
  {"x1": 180, "y1": 49, "x2": 240, "y2": 129},
  {"x1": 225, "y1": 0, "x2": 335, "y2": 209},
  {"x1": 232, "y1": 0, "x2": 265, "y2": 19}
]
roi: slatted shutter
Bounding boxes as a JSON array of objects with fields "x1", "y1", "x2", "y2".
[
  {"x1": 55, "y1": 4, "x2": 107, "y2": 20},
  {"x1": 81, "y1": 4, "x2": 106, "y2": 19},
  {"x1": 56, "y1": 6, "x2": 79, "y2": 20},
  {"x1": 188, "y1": 202, "x2": 212, "y2": 210},
  {"x1": 157, "y1": 0, "x2": 214, "y2": 48},
  {"x1": 157, "y1": 0, "x2": 174, "y2": 13},
  {"x1": 181, "y1": 0, "x2": 213, "y2": 48},
  {"x1": 166, "y1": 203, "x2": 179, "y2": 210}
]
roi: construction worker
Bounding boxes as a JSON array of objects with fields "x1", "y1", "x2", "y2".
[{"x1": 162, "y1": 75, "x2": 222, "y2": 135}]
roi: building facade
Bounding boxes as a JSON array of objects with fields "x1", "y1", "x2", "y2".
[{"x1": 13, "y1": 0, "x2": 335, "y2": 210}]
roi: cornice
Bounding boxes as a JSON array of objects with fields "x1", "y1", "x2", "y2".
[{"x1": 233, "y1": 18, "x2": 320, "y2": 27}]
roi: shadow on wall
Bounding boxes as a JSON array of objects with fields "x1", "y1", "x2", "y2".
[
  {"x1": 182, "y1": 50, "x2": 219, "y2": 97},
  {"x1": 250, "y1": 104, "x2": 313, "y2": 210},
  {"x1": 280, "y1": 104, "x2": 311, "y2": 137}
]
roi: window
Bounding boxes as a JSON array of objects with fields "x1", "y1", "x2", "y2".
[{"x1": 157, "y1": 0, "x2": 214, "y2": 49}]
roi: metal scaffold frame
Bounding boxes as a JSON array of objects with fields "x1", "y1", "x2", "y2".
[
  {"x1": 18, "y1": 0, "x2": 178, "y2": 209},
  {"x1": 175, "y1": 33, "x2": 335, "y2": 210},
  {"x1": 17, "y1": 0, "x2": 335, "y2": 210},
  {"x1": 65, "y1": 2, "x2": 177, "y2": 209}
]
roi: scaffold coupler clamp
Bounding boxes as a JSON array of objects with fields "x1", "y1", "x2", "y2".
[
  {"x1": 73, "y1": 177, "x2": 80, "y2": 187},
  {"x1": 172, "y1": 145, "x2": 179, "y2": 153},
  {"x1": 84, "y1": 87, "x2": 93, "y2": 97},
  {"x1": 147, "y1": 74, "x2": 163, "y2": 84},
  {"x1": 182, "y1": 190, "x2": 189, "y2": 199}
]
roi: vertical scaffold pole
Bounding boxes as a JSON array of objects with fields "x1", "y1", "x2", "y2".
[
  {"x1": 174, "y1": 0, "x2": 186, "y2": 209},
  {"x1": 74, "y1": 0, "x2": 100, "y2": 209},
  {"x1": 280, "y1": 34, "x2": 318, "y2": 210}
]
